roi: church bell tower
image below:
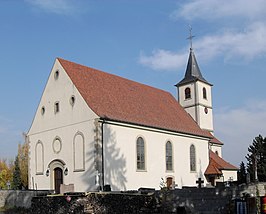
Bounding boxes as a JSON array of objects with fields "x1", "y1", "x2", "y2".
[{"x1": 176, "y1": 30, "x2": 213, "y2": 133}]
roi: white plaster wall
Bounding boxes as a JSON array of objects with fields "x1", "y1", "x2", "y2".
[
  {"x1": 197, "y1": 105, "x2": 213, "y2": 131},
  {"x1": 103, "y1": 123, "x2": 210, "y2": 191},
  {"x1": 178, "y1": 83, "x2": 196, "y2": 109},
  {"x1": 178, "y1": 81, "x2": 213, "y2": 132},
  {"x1": 28, "y1": 59, "x2": 98, "y2": 134},
  {"x1": 196, "y1": 81, "x2": 213, "y2": 132},
  {"x1": 28, "y1": 121, "x2": 96, "y2": 192},
  {"x1": 196, "y1": 82, "x2": 212, "y2": 108},
  {"x1": 184, "y1": 106, "x2": 196, "y2": 122},
  {"x1": 222, "y1": 170, "x2": 238, "y2": 182},
  {"x1": 214, "y1": 170, "x2": 237, "y2": 184},
  {"x1": 210, "y1": 145, "x2": 222, "y2": 157},
  {"x1": 28, "y1": 59, "x2": 98, "y2": 192}
]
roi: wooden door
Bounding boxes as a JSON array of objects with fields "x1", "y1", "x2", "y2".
[
  {"x1": 166, "y1": 177, "x2": 173, "y2": 189},
  {"x1": 54, "y1": 167, "x2": 63, "y2": 194}
]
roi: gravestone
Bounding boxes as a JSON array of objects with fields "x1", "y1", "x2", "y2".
[
  {"x1": 196, "y1": 177, "x2": 204, "y2": 188},
  {"x1": 60, "y1": 184, "x2": 74, "y2": 194}
]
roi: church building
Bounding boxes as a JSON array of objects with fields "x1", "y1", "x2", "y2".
[{"x1": 27, "y1": 47, "x2": 237, "y2": 193}]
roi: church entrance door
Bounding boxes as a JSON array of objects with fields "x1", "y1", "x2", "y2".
[{"x1": 54, "y1": 167, "x2": 63, "y2": 194}]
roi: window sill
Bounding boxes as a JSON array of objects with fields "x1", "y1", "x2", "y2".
[
  {"x1": 74, "y1": 169, "x2": 85, "y2": 172},
  {"x1": 136, "y1": 169, "x2": 147, "y2": 172},
  {"x1": 36, "y1": 172, "x2": 44, "y2": 175}
]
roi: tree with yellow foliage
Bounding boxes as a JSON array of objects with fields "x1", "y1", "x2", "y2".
[
  {"x1": 18, "y1": 140, "x2": 29, "y2": 189},
  {"x1": 0, "y1": 159, "x2": 14, "y2": 189}
]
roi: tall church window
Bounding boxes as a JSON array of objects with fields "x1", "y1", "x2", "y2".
[
  {"x1": 203, "y1": 87, "x2": 207, "y2": 99},
  {"x1": 136, "y1": 137, "x2": 145, "y2": 170},
  {"x1": 185, "y1": 87, "x2": 191, "y2": 99},
  {"x1": 166, "y1": 141, "x2": 173, "y2": 171},
  {"x1": 190, "y1": 144, "x2": 196, "y2": 171}
]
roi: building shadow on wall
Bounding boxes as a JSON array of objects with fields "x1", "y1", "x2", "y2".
[
  {"x1": 82, "y1": 121, "x2": 127, "y2": 191},
  {"x1": 103, "y1": 125, "x2": 127, "y2": 191}
]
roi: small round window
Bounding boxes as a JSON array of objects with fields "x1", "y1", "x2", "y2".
[
  {"x1": 53, "y1": 137, "x2": 62, "y2": 154},
  {"x1": 41, "y1": 106, "x2": 45, "y2": 115},
  {"x1": 70, "y1": 95, "x2": 75, "y2": 106},
  {"x1": 54, "y1": 70, "x2": 59, "y2": 80}
]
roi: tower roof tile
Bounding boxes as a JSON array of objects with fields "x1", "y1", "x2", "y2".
[{"x1": 177, "y1": 49, "x2": 212, "y2": 86}]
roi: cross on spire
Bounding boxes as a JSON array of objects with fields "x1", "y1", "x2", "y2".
[{"x1": 187, "y1": 25, "x2": 195, "y2": 50}]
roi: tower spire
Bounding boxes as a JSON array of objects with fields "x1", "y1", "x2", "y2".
[
  {"x1": 176, "y1": 27, "x2": 211, "y2": 87},
  {"x1": 187, "y1": 25, "x2": 195, "y2": 51}
]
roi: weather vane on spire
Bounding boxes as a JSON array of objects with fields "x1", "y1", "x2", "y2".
[{"x1": 187, "y1": 25, "x2": 195, "y2": 50}]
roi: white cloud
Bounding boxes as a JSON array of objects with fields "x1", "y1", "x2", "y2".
[
  {"x1": 25, "y1": 0, "x2": 79, "y2": 15},
  {"x1": 139, "y1": 0, "x2": 266, "y2": 72},
  {"x1": 214, "y1": 100, "x2": 266, "y2": 166},
  {"x1": 195, "y1": 22, "x2": 266, "y2": 61},
  {"x1": 172, "y1": 0, "x2": 266, "y2": 21},
  {"x1": 139, "y1": 49, "x2": 188, "y2": 71},
  {"x1": 139, "y1": 22, "x2": 266, "y2": 71}
]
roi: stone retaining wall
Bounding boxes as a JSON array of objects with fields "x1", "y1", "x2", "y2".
[
  {"x1": 29, "y1": 189, "x2": 234, "y2": 213},
  {"x1": 0, "y1": 190, "x2": 51, "y2": 208},
  {"x1": 31, "y1": 192, "x2": 156, "y2": 214},
  {"x1": 1, "y1": 183, "x2": 265, "y2": 213},
  {"x1": 28, "y1": 183, "x2": 266, "y2": 213}
]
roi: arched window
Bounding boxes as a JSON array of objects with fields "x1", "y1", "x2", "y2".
[
  {"x1": 166, "y1": 141, "x2": 173, "y2": 171},
  {"x1": 35, "y1": 141, "x2": 44, "y2": 174},
  {"x1": 203, "y1": 87, "x2": 207, "y2": 99},
  {"x1": 185, "y1": 87, "x2": 191, "y2": 99},
  {"x1": 190, "y1": 144, "x2": 196, "y2": 171},
  {"x1": 73, "y1": 132, "x2": 85, "y2": 171},
  {"x1": 136, "y1": 137, "x2": 145, "y2": 170}
]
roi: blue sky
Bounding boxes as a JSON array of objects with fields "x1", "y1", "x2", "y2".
[{"x1": 1, "y1": 0, "x2": 266, "y2": 166}]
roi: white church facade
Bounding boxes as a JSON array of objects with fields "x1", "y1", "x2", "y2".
[{"x1": 27, "y1": 48, "x2": 237, "y2": 193}]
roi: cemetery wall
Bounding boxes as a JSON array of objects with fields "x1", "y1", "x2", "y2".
[
  {"x1": 1, "y1": 183, "x2": 265, "y2": 213},
  {"x1": 0, "y1": 190, "x2": 51, "y2": 208}
]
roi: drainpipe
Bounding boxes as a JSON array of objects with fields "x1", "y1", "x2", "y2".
[{"x1": 101, "y1": 119, "x2": 105, "y2": 190}]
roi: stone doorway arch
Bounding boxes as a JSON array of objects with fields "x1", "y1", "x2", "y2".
[{"x1": 48, "y1": 159, "x2": 66, "y2": 193}]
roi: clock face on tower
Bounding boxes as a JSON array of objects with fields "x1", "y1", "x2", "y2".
[{"x1": 204, "y1": 107, "x2": 208, "y2": 114}]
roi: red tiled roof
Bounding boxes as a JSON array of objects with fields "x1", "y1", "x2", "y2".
[
  {"x1": 58, "y1": 58, "x2": 210, "y2": 138},
  {"x1": 205, "y1": 151, "x2": 238, "y2": 175},
  {"x1": 205, "y1": 160, "x2": 222, "y2": 175},
  {"x1": 210, "y1": 136, "x2": 223, "y2": 145},
  {"x1": 203, "y1": 131, "x2": 224, "y2": 145}
]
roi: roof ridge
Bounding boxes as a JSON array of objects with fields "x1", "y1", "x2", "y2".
[{"x1": 57, "y1": 57, "x2": 173, "y2": 96}]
